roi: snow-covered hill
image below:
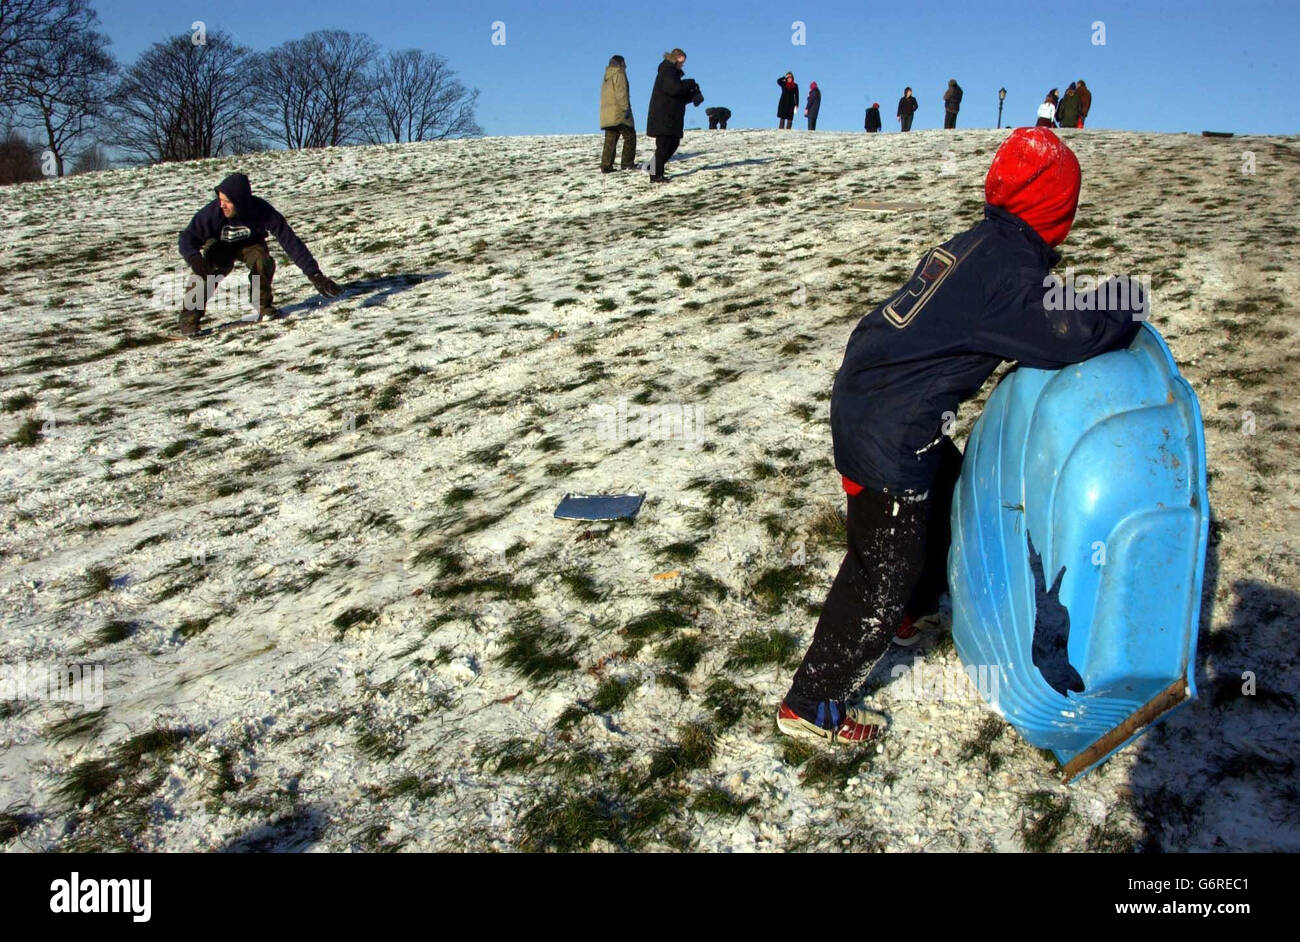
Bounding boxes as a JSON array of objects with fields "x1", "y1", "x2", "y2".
[{"x1": 1, "y1": 128, "x2": 1297, "y2": 851}]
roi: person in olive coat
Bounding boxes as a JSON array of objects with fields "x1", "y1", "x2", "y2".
[
  {"x1": 777, "y1": 72, "x2": 798, "y2": 129},
  {"x1": 805, "y1": 81, "x2": 821, "y2": 130},
  {"x1": 1056, "y1": 83, "x2": 1080, "y2": 129},
  {"x1": 599, "y1": 55, "x2": 636, "y2": 172},
  {"x1": 646, "y1": 48, "x2": 701, "y2": 182},
  {"x1": 897, "y1": 87, "x2": 918, "y2": 131}
]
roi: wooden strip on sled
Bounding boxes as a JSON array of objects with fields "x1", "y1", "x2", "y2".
[{"x1": 1062, "y1": 678, "x2": 1189, "y2": 783}]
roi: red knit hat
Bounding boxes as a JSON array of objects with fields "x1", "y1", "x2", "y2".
[{"x1": 984, "y1": 127, "x2": 1081, "y2": 246}]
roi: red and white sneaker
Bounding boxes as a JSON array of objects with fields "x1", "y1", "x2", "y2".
[
  {"x1": 892, "y1": 611, "x2": 943, "y2": 647},
  {"x1": 776, "y1": 700, "x2": 887, "y2": 745}
]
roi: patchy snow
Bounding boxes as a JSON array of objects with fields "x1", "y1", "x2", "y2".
[{"x1": 1, "y1": 128, "x2": 1297, "y2": 852}]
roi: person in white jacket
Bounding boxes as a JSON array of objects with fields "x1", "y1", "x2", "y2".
[{"x1": 1036, "y1": 89, "x2": 1059, "y2": 127}]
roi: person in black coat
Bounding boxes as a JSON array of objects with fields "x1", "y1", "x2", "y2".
[
  {"x1": 646, "y1": 48, "x2": 701, "y2": 182},
  {"x1": 706, "y1": 106, "x2": 732, "y2": 129},
  {"x1": 777, "y1": 72, "x2": 798, "y2": 129},
  {"x1": 865, "y1": 102, "x2": 882, "y2": 132},
  {"x1": 897, "y1": 87, "x2": 918, "y2": 131},
  {"x1": 943, "y1": 79, "x2": 963, "y2": 129},
  {"x1": 804, "y1": 82, "x2": 821, "y2": 130}
]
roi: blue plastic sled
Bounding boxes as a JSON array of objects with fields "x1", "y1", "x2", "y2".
[{"x1": 948, "y1": 323, "x2": 1210, "y2": 782}]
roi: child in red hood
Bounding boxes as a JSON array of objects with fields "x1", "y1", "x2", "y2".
[{"x1": 778, "y1": 128, "x2": 1148, "y2": 745}]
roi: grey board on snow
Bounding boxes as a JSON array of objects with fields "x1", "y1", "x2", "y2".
[{"x1": 554, "y1": 493, "x2": 646, "y2": 521}]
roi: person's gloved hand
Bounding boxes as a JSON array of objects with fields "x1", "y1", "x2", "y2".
[
  {"x1": 187, "y1": 254, "x2": 212, "y2": 278},
  {"x1": 310, "y1": 272, "x2": 342, "y2": 297},
  {"x1": 691, "y1": 89, "x2": 704, "y2": 107}
]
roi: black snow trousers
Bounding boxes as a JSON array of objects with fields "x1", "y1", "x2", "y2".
[
  {"x1": 785, "y1": 437, "x2": 963, "y2": 709},
  {"x1": 652, "y1": 135, "x2": 681, "y2": 176}
]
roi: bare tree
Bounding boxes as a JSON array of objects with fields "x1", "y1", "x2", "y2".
[
  {"x1": 0, "y1": 0, "x2": 96, "y2": 112},
  {"x1": 106, "y1": 31, "x2": 259, "y2": 164},
  {"x1": 14, "y1": 20, "x2": 115, "y2": 176},
  {"x1": 0, "y1": 126, "x2": 39, "y2": 184},
  {"x1": 315, "y1": 30, "x2": 378, "y2": 146},
  {"x1": 251, "y1": 39, "x2": 323, "y2": 150},
  {"x1": 253, "y1": 30, "x2": 376, "y2": 149},
  {"x1": 69, "y1": 140, "x2": 109, "y2": 174},
  {"x1": 368, "y1": 49, "x2": 481, "y2": 143}
]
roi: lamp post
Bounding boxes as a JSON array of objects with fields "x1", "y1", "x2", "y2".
[{"x1": 997, "y1": 87, "x2": 1007, "y2": 129}]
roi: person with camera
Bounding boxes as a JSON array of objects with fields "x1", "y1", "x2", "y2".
[{"x1": 646, "y1": 48, "x2": 702, "y2": 183}]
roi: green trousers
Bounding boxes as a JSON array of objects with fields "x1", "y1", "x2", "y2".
[{"x1": 600, "y1": 126, "x2": 637, "y2": 170}]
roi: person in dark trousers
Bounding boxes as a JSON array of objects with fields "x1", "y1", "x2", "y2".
[
  {"x1": 804, "y1": 82, "x2": 821, "y2": 130},
  {"x1": 776, "y1": 127, "x2": 1147, "y2": 745},
  {"x1": 943, "y1": 79, "x2": 962, "y2": 128},
  {"x1": 646, "y1": 48, "x2": 701, "y2": 183},
  {"x1": 777, "y1": 72, "x2": 798, "y2": 129},
  {"x1": 177, "y1": 172, "x2": 341, "y2": 336},
  {"x1": 897, "y1": 87, "x2": 918, "y2": 131},
  {"x1": 1056, "y1": 83, "x2": 1080, "y2": 130},
  {"x1": 1036, "y1": 89, "x2": 1059, "y2": 127},
  {"x1": 864, "y1": 102, "x2": 882, "y2": 132},
  {"x1": 1076, "y1": 79, "x2": 1091, "y2": 127},
  {"x1": 599, "y1": 54, "x2": 637, "y2": 172},
  {"x1": 706, "y1": 106, "x2": 731, "y2": 129}
]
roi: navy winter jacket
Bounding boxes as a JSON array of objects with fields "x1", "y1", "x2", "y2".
[
  {"x1": 830, "y1": 204, "x2": 1144, "y2": 493},
  {"x1": 178, "y1": 173, "x2": 320, "y2": 276}
]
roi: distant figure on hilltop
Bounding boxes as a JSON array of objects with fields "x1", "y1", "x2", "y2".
[
  {"x1": 1056, "y1": 83, "x2": 1080, "y2": 130},
  {"x1": 897, "y1": 87, "x2": 918, "y2": 131},
  {"x1": 599, "y1": 55, "x2": 637, "y2": 173},
  {"x1": 176, "y1": 172, "x2": 341, "y2": 336},
  {"x1": 1037, "y1": 89, "x2": 1059, "y2": 127},
  {"x1": 943, "y1": 79, "x2": 963, "y2": 128},
  {"x1": 646, "y1": 48, "x2": 702, "y2": 183},
  {"x1": 805, "y1": 82, "x2": 821, "y2": 130},
  {"x1": 706, "y1": 106, "x2": 731, "y2": 129},
  {"x1": 777, "y1": 72, "x2": 798, "y2": 129},
  {"x1": 865, "y1": 102, "x2": 882, "y2": 132},
  {"x1": 1076, "y1": 79, "x2": 1092, "y2": 127}
]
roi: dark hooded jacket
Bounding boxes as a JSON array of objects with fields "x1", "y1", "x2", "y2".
[
  {"x1": 805, "y1": 86, "x2": 821, "y2": 120},
  {"x1": 777, "y1": 77, "x2": 799, "y2": 119},
  {"x1": 647, "y1": 56, "x2": 697, "y2": 137},
  {"x1": 830, "y1": 204, "x2": 1143, "y2": 492},
  {"x1": 178, "y1": 173, "x2": 320, "y2": 275},
  {"x1": 1056, "y1": 88, "x2": 1081, "y2": 127},
  {"x1": 944, "y1": 81, "x2": 963, "y2": 113},
  {"x1": 865, "y1": 104, "x2": 882, "y2": 131}
]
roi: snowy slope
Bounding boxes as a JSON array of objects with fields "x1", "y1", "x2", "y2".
[{"x1": 1, "y1": 128, "x2": 1297, "y2": 852}]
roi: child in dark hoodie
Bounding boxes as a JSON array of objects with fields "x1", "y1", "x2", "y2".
[
  {"x1": 777, "y1": 127, "x2": 1146, "y2": 745},
  {"x1": 176, "y1": 172, "x2": 343, "y2": 335}
]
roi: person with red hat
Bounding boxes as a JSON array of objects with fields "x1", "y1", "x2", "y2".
[
  {"x1": 865, "y1": 102, "x2": 882, "y2": 132},
  {"x1": 777, "y1": 127, "x2": 1148, "y2": 746},
  {"x1": 805, "y1": 81, "x2": 821, "y2": 130}
]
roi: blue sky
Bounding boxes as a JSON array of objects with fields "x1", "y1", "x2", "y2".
[{"x1": 94, "y1": 0, "x2": 1297, "y2": 136}]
